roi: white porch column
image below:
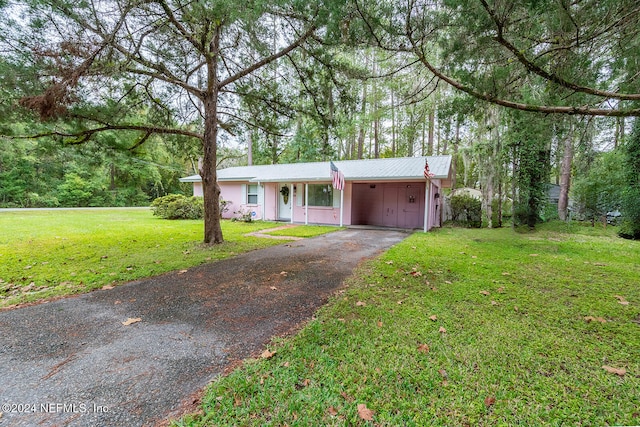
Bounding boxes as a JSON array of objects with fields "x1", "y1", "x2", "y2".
[
  {"x1": 339, "y1": 188, "x2": 344, "y2": 227},
  {"x1": 423, "y1": 181, "x2": 430, "y2": 232},
  {"x1": 305, "y1": 183, "x2": 309, "y2": 225},
  {"x1": 290, "y1": 183, "x2": 294, "y2": 224}
]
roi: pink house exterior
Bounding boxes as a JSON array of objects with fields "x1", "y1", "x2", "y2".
[{"x1": 180, "y1": 156, "x2": 452, "y2": 231}]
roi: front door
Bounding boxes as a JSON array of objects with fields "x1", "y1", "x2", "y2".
[
  {"x1": 402, "y1": 185, "x2": 422, "y2": 228},
  {"x1": 382, "y1": 186, "x2": 398, "y2": 227},
  {"x1": 278, "y1": 183, "x2": 291, "y2": 221}
]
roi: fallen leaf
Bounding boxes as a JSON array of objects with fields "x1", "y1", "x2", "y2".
[
  {"x1": 497, "y1": 287, "x2": 505, "y2": 293},
  {"x1": 429, "y1": 315, "x2": 438, "y2": 321},
  {"x1": 397, "y1": 300, "x2": 403, "y2": 305},
  {"x1": 614, "y1": 295, "x2": 630, "y2": 305},
  {"x1": 445, "y1": 280, "x2": 452, "y2": 284},
  {"x1": 491, "y1": 301, "x2": 498, "y2": 306},
  {"x1": 234, "y1": 396, "x2": 242, "y2": 406},
  {"x1": 283, "y1": 362, "x2": 290, "y2": 367},
  {"x1": 602, "y1": 365, "x2": 626, "y2": 376},
  {"x1": 502, "y1": 272, "x2": 510, "y2": 276},
  {"x1": 529, "y1": 253, "x2": 539, "y2": 257},
  {"x1": 385, "y1": 260, "x2": 393, "y2": 265},
  {"x1": 584, "y1": 316, "x2": 607, "y2": 323},
  {"x1": 178, "y1": 269, "x2": 188, "y2": 274},
  {"x1": 439, "y1": 326, "x2": 447, "y2": 334},
  {"x1": 270, "y1": 286, "x2": 278, "y2": 290},
  {"x1": 340, "y1": 391, "x2": 354, "y2": 402},
  {"x1": 514, "y1": 306, "x2": 519, "y2": 312},
  {"x1": 480, "y1": 290, "x2": 490, "y2": 296},
  {"x1": 301, "y1": 378, "x2": 311, "y2": 387},
  {"x1": 377, "y1": 321, "x2": 383, "y2": 327},
  {"x1": 410, "y1": 270, "x2": 423, "y2": 277},
  {"x1": 471, "y1": 255, "x2": 477, "y2": 259},
  {"x1": 24, "y1": 265, "x2": 32, "y2": 269},
  {"x1": 484, "y1": 396, "x2": 496, "y2": 407},
  {"x1": 122, "y1": 317, "x2": 142, "y2": 326},
  {"x1": 102, "y1": 285, "x2": 115, "y2": 290},
  {"x1": 357, "y1": 403, "x2": 374, "y2": 421},
  {"x1": 327, "y1": 406, "x2": 338, "y2": 416},
  {"x1": 438, "y1": 369, "x2": 449, "y2": 379},
  {"x1": 356, "y1": 301, "x2": 366, "y2": 307},
  {"x1": 417, "y1": 344, "x2": 430, "y2": 354},
  {"x1": 280, "y1": 271, "x2": 287, "y2": 276},
  {"x1": 431, "y1": 286, "x2": 438, "y2": 292},
  {"x1": 260, "y1": 349, "x2": 276, "y2": 359},
  {"x1": 101, "y1": 255, "x2": 108, "y2": 259}
]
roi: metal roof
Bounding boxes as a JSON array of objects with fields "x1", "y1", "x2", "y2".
[{"x1": 179, "y1": 155, "x2": 452, "y2": 183}]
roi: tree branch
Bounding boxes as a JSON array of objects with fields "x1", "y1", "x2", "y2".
[
  {"x1": 11, "y1": 124, "x2": 203, "y2": 142},
  {"x1": 479, "y1": 0, "x2": 640, "y2": 102},
  {"x1": 218, "y1": 23, "x2": 317, "y2": 89}
]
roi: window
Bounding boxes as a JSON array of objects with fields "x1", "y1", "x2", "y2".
[
  {"x1": 247, "y1": 184, "x2": 258, "y2": 204},
  {"x1": 307, "y1": 184, "x2": 333, "y2": 207}
]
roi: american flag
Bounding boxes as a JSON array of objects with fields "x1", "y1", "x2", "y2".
[
  {"x1": 330, "y1": 161, "x2": 345, "y2": 191},
  {"x1": 424, "y1": 159, "x2": 435, "y2": 179}
]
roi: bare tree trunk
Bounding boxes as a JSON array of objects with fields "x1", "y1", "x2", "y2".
[
  {"x1": 428, "y1": 109, "x2": 435, "y2": 155},
  {"x1": 202, "y1": 93, "x2": 223, "y2": 244},
  {"x1": 452, "y1": 118, "x2": 459, "y2": 189},
  {"x1": 247, "y1": 131, "x2": 254, "y2": 166},
  {"x1": 202, "y1": 29, "x2": 223, "y2": 245},
  {"x1": 391, "y1": 91, "x2": 396, "y2": 156},
  {"x1": 558, "y1": 120, "x2": 574, "y2": 221},
  {"x1": 357, "y1": 81, "x2": 366, "y2": 159}
]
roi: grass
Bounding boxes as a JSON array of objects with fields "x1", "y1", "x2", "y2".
[
  {"x1": 0, "y1": 209, "x2": 335, "y2": 308},
  {"x1": 173, "y1": 222, "x2": 640, "y2": 427},
  {"x1": 264, "y1": 225, "x2": 343, "y2": 238}
]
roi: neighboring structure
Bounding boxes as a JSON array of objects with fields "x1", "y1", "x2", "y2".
[{"x1": 180, "y1": 156, "x2": 452, "y2": 231}]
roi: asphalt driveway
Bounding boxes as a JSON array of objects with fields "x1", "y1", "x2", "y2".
[{"x1": 0, "y1": 229, "x2": 407, "y2": 427}]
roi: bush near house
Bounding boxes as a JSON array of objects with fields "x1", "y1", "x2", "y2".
[
  {"x1": 151, "y1": 194, "x2": 204, "y2": 220},
  {"x1": 450, "y1": 194, "x2": 481, "y2": 228}
]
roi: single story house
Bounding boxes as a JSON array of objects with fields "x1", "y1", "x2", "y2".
[{"x1": 180, "y1": 155, "x2": 452, "y2": 231}]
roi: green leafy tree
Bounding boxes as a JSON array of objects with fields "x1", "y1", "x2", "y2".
[
  {"x1": 1, "y1": 0, "x2": 348, "y2": 244},
  {"x1": 572, "y1": 150, "x2": 626, "y2": 224},
  {"x1": 619, "y1": 119, "x2": 640, "y2": 239}
]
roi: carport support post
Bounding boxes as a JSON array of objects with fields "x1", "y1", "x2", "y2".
[
  {"x1": 340, "y1": 188, "x2": 344, "y2": 227},
  {"x1": 305, "y1": 184, "x2": 308, "y2": 225},
  {"x1": 290, "y1": 183, "x2": 294, "y2": 224},
  {"x1": 423, "y1": 181, "x2": 430, "y2": 232}
]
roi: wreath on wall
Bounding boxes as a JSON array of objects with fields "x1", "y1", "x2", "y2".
[{"x1": 280, "y1": 186, "x2": 290, "y2": 204}]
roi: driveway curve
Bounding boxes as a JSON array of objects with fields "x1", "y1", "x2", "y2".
[{"x1": 0, "y1": 229, "x2": 408, "y2": 427}]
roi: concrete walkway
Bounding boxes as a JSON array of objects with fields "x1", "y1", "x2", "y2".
[{"x1": 0, "y1": 229, "x2": 408, "y2": 427}]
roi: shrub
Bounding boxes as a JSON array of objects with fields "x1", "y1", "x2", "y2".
[
  {"x1": 619, "y1": 119, "x2": 640, "y2": 239},
  {"x1": 450, "y1": 194, "x2": 481, "y2": 228},
  {"x1": 151, "y1": 194, "x2": 204, "y2": 220}
]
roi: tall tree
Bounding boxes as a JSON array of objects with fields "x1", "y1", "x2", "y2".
[
  {"x1": 2, "y1": 0, "x2": 347, "y2": 243},
  {"x1": 356, "y1": 0, "x2": 640, "y2": 117}
]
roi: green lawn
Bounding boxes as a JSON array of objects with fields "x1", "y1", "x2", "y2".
[
  {"x1": 0, "y1": 209, "x2": 328, "y2": 308},
  {"x1": 173, "y1": 222, "x2": 640, "y2": 426}
]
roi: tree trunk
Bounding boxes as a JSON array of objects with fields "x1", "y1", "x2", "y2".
[
  {"x1": 202, "y1": 29, "x2": 223, "y2": 245},
  {"x1": 202, "y1": 93, "x2": 223, "y2": 244},
  {"x1": 452, "y1": 118, "x2": 459, "y2": 189},
  {"x1": 558, "y1": 121, "x2": 574, "y2": 221},
  {"x1": 428, "y1": 109, "x2": 435, "y2": 155},
  {"x1": 391, "y1": 91, "x2": 396, "y2": 156}
]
